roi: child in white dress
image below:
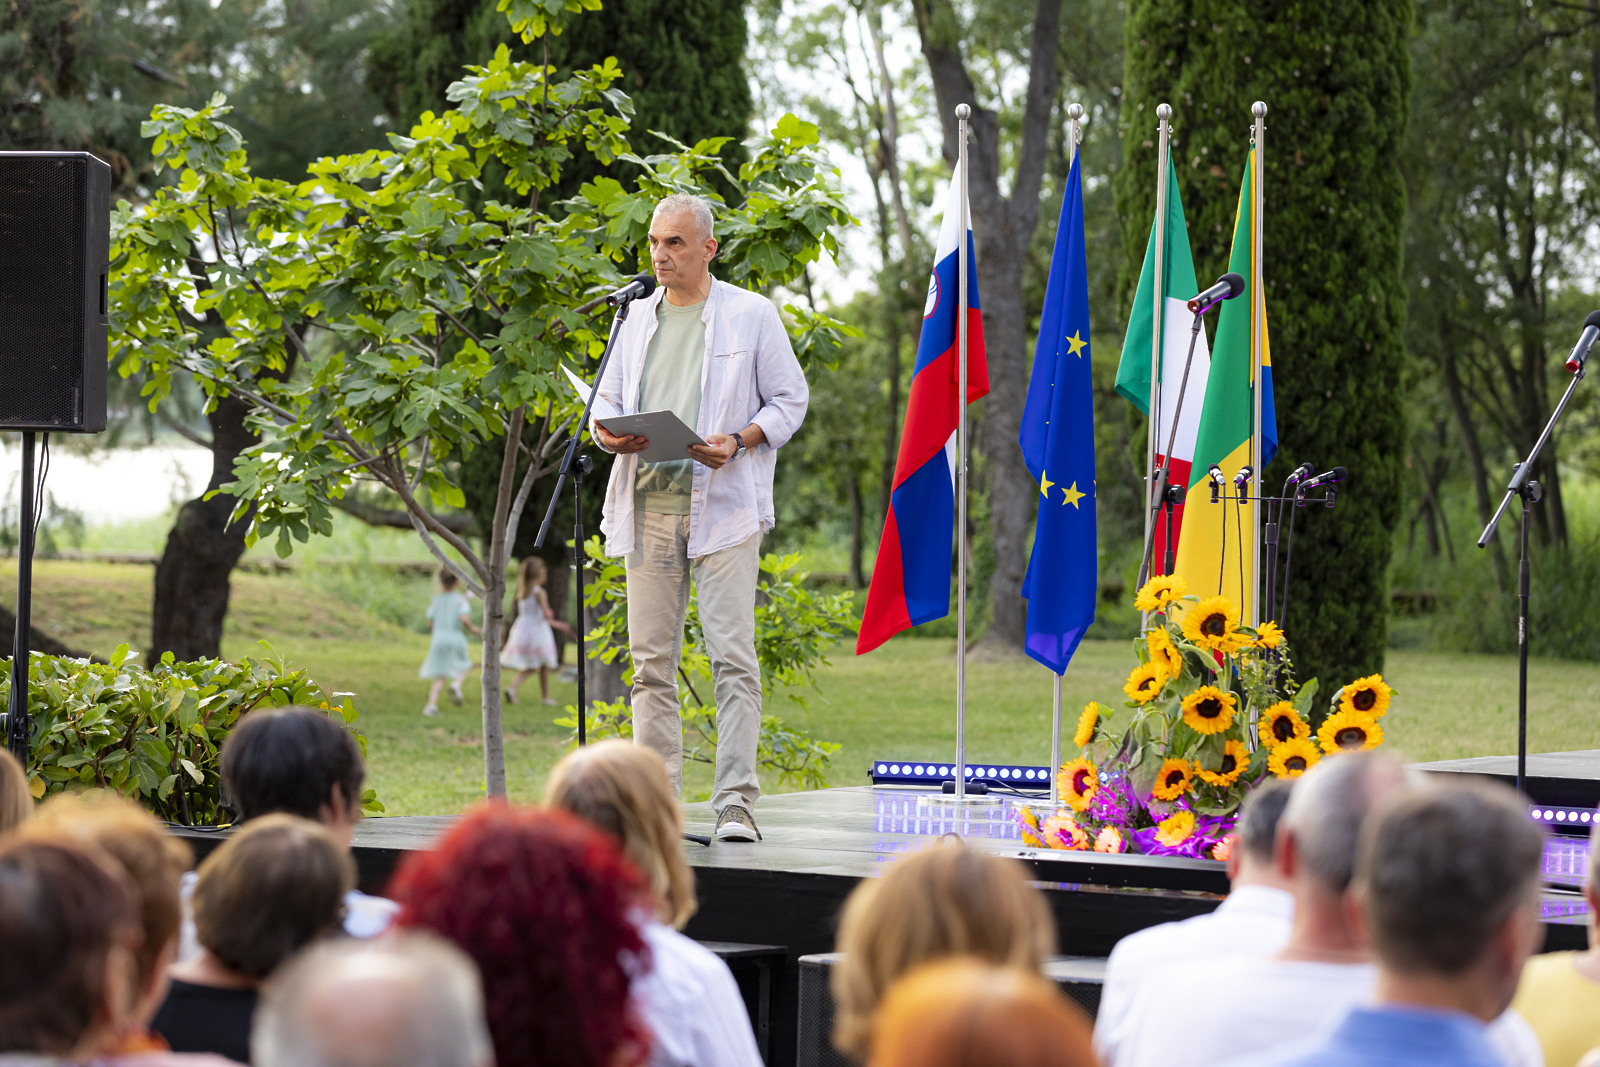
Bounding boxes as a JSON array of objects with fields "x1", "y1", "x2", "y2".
[
  {"x1": 420, "y1": 568, "x2": 480, "y2": 716},
  {"x1": 502, "y1": 557, "x2": 574, "y2": 706}
]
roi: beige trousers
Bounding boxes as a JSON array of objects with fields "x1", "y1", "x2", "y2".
[{"x1": 626, "y1": 510, "x2": 763, "y2": 812}]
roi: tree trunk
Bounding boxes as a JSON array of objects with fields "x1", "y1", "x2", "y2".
[
  {"x1": 848, "y1": 473, "x2": 866, "y2": 588},
  {"x1": 479, "y1": 408, "x2": 526, "y2": 798},
  {"x1": 1442, "y1": 336, "x2": 1507, "y2": 593},
  {"x1": 148, "y1": 393, "x2": 256, "y2": 663},
  {"x1": 913, "y1": 0, "x2": 1061, "y2": 652}
]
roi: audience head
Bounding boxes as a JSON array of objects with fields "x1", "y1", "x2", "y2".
[
  {"x1": 194, "y1": 814, "x2": 353, "y2": 982},
  {"x1": 254, "y1": 932, "x2": 493, "y2": 1067},
  {"x1": 0, "y1": 749, "x2": 30, "y2": 834},
  {"x1": 1357, "y1": 780, "x2": 1544, "y2": 1018},
  {"x1": 439, "y1": 567, "x2": 459, "y2": 592},
  {"x1": 866, "y1": 958, "x2": 1095, "y2": 1067},
  {"x1": 0, "y1": 837, "x2": 138, "y2": 1057},
  {"x1": 544, "y1": 739, "x2": 696, "y2": 927},
  {"x1": 832, "y1": 838, "x2": 1056, "y2": 1057},
  {"x1": 389, "y1": 804, "x2": 651, "y2": 1067},
  {"x1": 221, "y1": 706, "x2": 365, "y2": 844},
  {"x1": 1278, "y1": 750, "x2": 1414, "y2": 897},
  {"x1": 20, "y1": 791, "x2": 193, "y2": 1028},
  {"x1": 1232, "y1": 777, "x2": 1293, "y2": 878}
]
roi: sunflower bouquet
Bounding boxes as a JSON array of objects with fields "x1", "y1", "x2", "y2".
[{"x1": 1017, "y1": 575, "x2": 1397, "y2": 859}]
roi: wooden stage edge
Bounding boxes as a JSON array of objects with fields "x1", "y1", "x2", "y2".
[{"x1": 168, "y1": 755, "x2": 1595, "y2": 1067}]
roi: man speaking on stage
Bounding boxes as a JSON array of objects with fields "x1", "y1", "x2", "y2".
[{"x1": 590, "y1": 193, "x2": 809, "y2": 843}]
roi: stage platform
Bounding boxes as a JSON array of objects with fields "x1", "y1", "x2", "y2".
[{"x1": 169, "y1": 768, "x2": 1595, "y2": 1067}]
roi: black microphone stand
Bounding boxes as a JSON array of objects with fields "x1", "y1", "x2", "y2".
[
  {"x1": 1138, "y1": 311, "x2": 1206, "y2": 588},
  {"x1": 1478, "y1": 362, "x2": 1587, "y2": 796},
  {"x1": 6, "y1": 432, "x2": 37, "y2": 763},
  {"x1": 534, "y1": 294, "x2": 644, "y2": 746}
]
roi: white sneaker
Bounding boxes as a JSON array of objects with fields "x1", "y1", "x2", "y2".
[
  {"x1": 542, "y1": 696, "x2": 557, "y2": 706},
  {"x1": 504, "y1": 688, "x2": 517, "y2": 705},
  {"x1": 449, "y1": 681, "x2": 464, "y2": 705},
  {"x1": 715, "y1": 806, "x2": 762, "y2": 842},
  {"x1": 422, "y1": 704, "x2": 439, "y2": 717}
]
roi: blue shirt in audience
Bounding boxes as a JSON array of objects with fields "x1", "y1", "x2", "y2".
[{"x1": 1234, "y1": 1004, "x2": 1509, "y2": 1067}]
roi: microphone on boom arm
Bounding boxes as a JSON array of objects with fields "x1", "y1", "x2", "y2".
[
  {"x1": 606, "y1": 272, "x2": 659, "y2": 306},
  {"x1": 1565, "y1": 310, "x2": 1600, "y2": 373},
  {"x1": 1296, "y1": 466, "x2": 1347, "y2": 507},
  {"x1": 1187, "y1": 272, "x2": 1246, "y2": 315},
  {"x1": 1233, "y1": 465, "x2": 1253, "y2": 504},
  {"x1": 1208, "y1": 464, "x2": 1225, "y2": 504}
]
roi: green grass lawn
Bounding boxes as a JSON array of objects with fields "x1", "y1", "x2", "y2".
[{"x1": 5, "y1": 560, "x2": 1600, "y2": 815}]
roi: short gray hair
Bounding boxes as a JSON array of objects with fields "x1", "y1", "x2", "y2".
[
  {"x1": 653, "y1": 193, "x2": 715, "y2": 242},
  {"x1": 1236, "y1": 777, "x2": 1294, "y2": 864},
  {"x1": 1359, "y1": 781, "x2": 1543, "y2": 975},
  {"x1": 1280, "y1": 751, "x2": 1416, "y2": 894},
  {"x1": 253, "y1": 932, "x2": 493, "y2": 1067}
]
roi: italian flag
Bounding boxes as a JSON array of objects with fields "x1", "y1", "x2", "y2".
[
  {"x1": 1115, "y1": 164, "x2": 1210, "y2": 570},
  {"x1": 1171, "y1": 148, "x2": 1278, "y2": 623}
]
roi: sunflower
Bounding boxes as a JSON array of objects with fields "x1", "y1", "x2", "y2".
[
  {"x1": 1058, "y1": 758, "x2": 1098, "y2": 812},
  {"x1": 1147, "y1": 627, "x2": 1184, "y2": 678},
  {"x1": 1074, "y1": 703, "x2": 1100, "y2": 749},
  {"x1": 1318, "y1": 710, "x2": 1384, "y2": 754},
  {"x1": 1134, "y1": 574, "x2": 1189, "y2": 613},
  {"x1": 1123, "y1": 661, "x2": 1170, "y2": 705},
  {"x1": 1042, "y1": 811, "x2": 1090, "y2": 850},
  {"x1": 1016, "y1": 806, "x2": 1044, "y2": 848},
  {"x1": 1094, "y1": 826, "x2": 1126, "y2": 854},
  {"x1": 1151, "y1": 758, "x2": 1193, "y2": 801},
  {"x1": 1156, "y1": 810, "x2": 1195, "y2": 846},
  {"x1": 1181, "y1": 686, "x2": 1237, "y2": 735},
  {"x1": 1195, "y1": 739, "x2": 1250, "y2": 787},
  {"x1": 1257, "y1": 701, "x2": 1310, "y2": 747},
  {"x1": 1182, "y1": 595, "x2": 1244, "y2": 653},
  {"x1": 1269, "y1": 737, "x2": 1321, "y2": 778},
  {"x1": 1340, "y1": 674, "x2": 1392, "y2": 718},
  {"x1": 1253, "y1": 620, "x2": 1285, "y2": 650}
]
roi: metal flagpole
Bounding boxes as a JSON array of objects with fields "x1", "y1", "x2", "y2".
[
  {"x1": 955, "y1": 103, "x2": 971, "y2": 801},
  {"x1": 1143, "y1": 104, "x2": 1171, "y2": 587},
  {"x1": 1250, "y1": 102, "x2": 1267, "y2": 624},
  {"x1": 1049, "y1": 102, "x2": 1087, "y2": 808}
]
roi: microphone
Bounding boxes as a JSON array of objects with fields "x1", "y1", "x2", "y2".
[
  {"x1": 605, "y1": 272, "x2": 658, "y2": 306},
  {"x1": 1233, "y1": 465, "x2": 1252, "y2": 504},
  {"x1": 1208, "y1": 465, "x2": 1225, "y2": 504},
  {"x1": 1186, "y1": 272, "x2": 1246, "y2": 315},
  {"x1": 1283, "y1": 462, "x2": 1315, "y2": 489},
  {"x1": 1300, "y1": 466, "x2": 1347, "y2": 492},
  {"x1": 1565, "y1": 310, "x2": 1600, "y2": 372}
]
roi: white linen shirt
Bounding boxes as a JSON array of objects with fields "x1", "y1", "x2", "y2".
[{"x1": 592, "y1": 279, "x2": 809, "y2": 559}]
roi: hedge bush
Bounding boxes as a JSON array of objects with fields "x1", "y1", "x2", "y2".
[{"x1": 1, "y1": 644, "x2": 381, "y2": 824}]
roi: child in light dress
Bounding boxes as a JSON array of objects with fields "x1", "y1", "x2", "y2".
[
  {"x1": 420, "y1": 568, "x2": 480, "y2": 717},
  {"x1": 502, "y1": 557, "x2": 574, "y2": 706}
]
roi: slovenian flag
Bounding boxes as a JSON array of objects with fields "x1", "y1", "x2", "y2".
[
  {"x1": 1019, "y1": 151, "x2": 1097, "y2": 672},
  {"x1": 1172, "y1": 147, "x2": 1278, "y2": 618},
  {"x1": 1113, "y1": 163, "x2": 1210, "y2": 571},
  {"x1": 857, "y1": 176, "x2": 988, "y2": 655}
]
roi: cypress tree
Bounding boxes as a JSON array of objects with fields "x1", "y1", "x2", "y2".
[{"x1": 1114, "y1": 2, "x2": 1412, "y2": 689}]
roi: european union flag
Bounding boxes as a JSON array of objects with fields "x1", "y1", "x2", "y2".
[{"x1": 1019, "y1": 151, "x2": 1098, "y2": 673}]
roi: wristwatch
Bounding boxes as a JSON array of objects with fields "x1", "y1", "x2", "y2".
[{"x1": 730, "y1": 432, "x2": 747, "y2": 461}]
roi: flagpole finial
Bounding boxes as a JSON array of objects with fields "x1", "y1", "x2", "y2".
[
  {"x1": 956, "y1": 103, "x2": 971, "y2": 120},
  {"x1": 1067, "y1": 102, "x2": 1085, "y2": 122},
  {"x1": 1252, "y1": 100, "x2": 1268, "y2": 118},
  {"x1": 1156, "y1": 103, "x2": 1172, "y2": 121}
]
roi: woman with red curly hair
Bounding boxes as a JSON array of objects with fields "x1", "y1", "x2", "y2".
[{"x1": 388, "y1": 804, "x2": 652, "y2": 1067}]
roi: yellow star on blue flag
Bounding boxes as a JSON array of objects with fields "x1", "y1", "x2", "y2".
[{"x1": 1018, "y1": 151, "x2": 1097, "y2": 673}]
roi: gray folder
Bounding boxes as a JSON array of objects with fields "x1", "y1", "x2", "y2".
[{"x1": 593, "y1": 409, "x2": 708, "y2": 464}]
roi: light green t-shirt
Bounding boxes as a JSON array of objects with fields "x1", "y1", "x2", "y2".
[{"x1": 634, "y1": 297, "x2": 707, "y2": 515}]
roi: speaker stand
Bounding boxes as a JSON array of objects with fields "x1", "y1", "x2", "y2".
[{"x1": 8, "y1": 431, "x2": 36, "y2": 763}]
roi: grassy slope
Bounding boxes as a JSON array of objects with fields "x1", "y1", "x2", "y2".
[{"x1": 6, "y1": 561, "x2": 1599, "y2": 814}]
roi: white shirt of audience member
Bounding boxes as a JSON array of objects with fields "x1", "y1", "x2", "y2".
[
  {"x1": 1112, "y1": 953, "x2": 1544, "y2": 1067},
  {"x1": 631, "y1": 919, "x2": 763, "y2": 1067},
  {"x1": 1095, "y1": 883, "x2": 1295, "y2": 1067},
  {"x1": 175, "y1": 871, "x2": 399, "y2": 961}
]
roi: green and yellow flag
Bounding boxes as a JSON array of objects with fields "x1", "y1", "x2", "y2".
[{"x1": 1171, "y1": 148, "x2": 1278, "y2": 623}]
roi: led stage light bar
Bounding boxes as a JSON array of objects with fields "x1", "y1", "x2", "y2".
[{"x1": 870, "y1": 760, "x2": 1053, "y2": 790}]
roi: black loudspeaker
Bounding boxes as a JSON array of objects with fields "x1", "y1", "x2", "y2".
[
  {"x1": 0, "y1": 151, "x2": 111, "y2": 432},
  {"x1": 796, "y1": 953, "x2": 1107, "y2": 1067}
]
